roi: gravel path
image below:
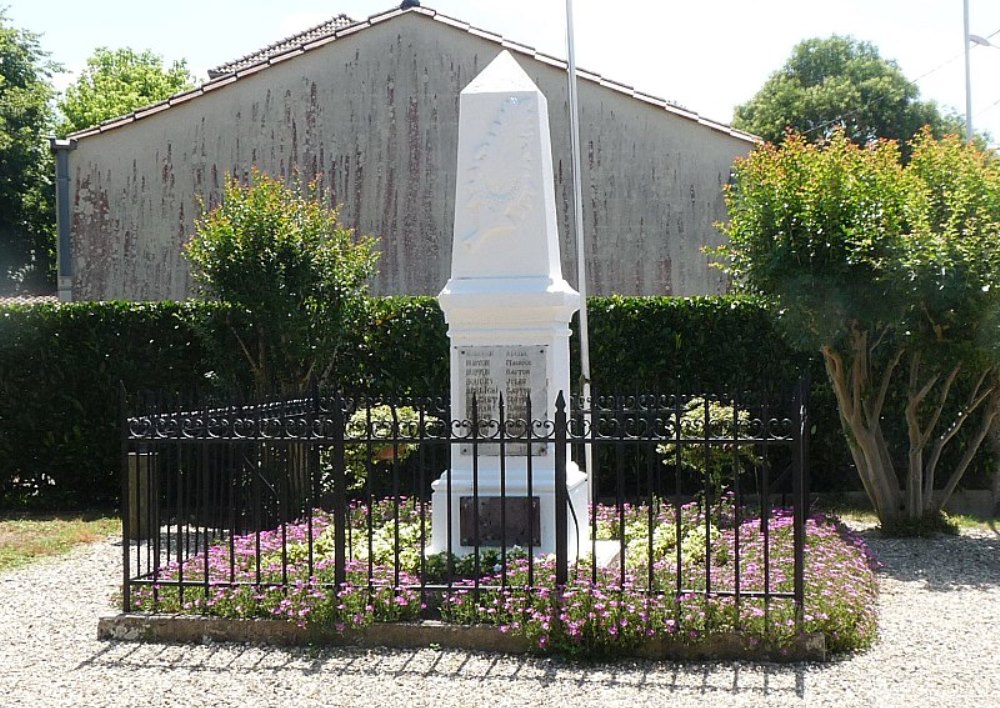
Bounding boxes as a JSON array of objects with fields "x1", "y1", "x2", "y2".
[{"x1": 0, "y1": 526, "x2": 997, "y2": 708}]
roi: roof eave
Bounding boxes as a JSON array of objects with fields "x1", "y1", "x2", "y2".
[{"x1": 66, "y1": 5, "x2": 757, "y2": 145}]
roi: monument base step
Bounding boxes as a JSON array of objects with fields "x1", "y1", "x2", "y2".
[{"x1": 593, "y1": 540, "x2": 621, "y2": 570}]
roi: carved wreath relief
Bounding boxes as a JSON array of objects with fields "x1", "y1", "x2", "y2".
[{"x1": 461, "y1": 96, "x2": 538, "y2": 250}]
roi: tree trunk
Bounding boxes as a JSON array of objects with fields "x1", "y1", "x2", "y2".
[
  {"x1": 824, "y1": 333, "x2": 997, "y2": 525},
  {"x1": 992, "y1": 422, "x2": 1000, "y2": 522},
  {"x1": 821, "y1": 338, "x2": 903, "y2": 524}
]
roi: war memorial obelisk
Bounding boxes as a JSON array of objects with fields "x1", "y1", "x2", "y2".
[{"x1": 430, "y1": 51, "x2": 588, "y2": 557}]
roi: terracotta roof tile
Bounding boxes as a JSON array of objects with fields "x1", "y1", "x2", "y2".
[
  {"x1": 168, "y1": 88, "x2": 202, "y2": 106},
  {"x1": 62, "y1": 5, "x2": 756, "y2": 145},
  {"x1": 235, "y1": 62, "x2": 269, "y2": 79},
  {"x1": 208, "y1": 13, "x2": 355, "y2": 78},
  {"x1": 431, "y1": 14, "x2": 469, "y2": 31},
  {"x1": 0, "y1": 295, "x2": 58, "y2": 306},
  {"x1": 202, "y1": 74, "x2": 238, "y2": 93},
  {"x1": 133, "y1": 101, "x2": 171, "y2": 120},
  {"x1": 302, "y1": 34, "x2": 339, "y2": 52},
  {"x1": 500, "y1": 39, "x2": 537, "y2": 55},
  {"x1": 467, "y1": 26, "x2": 504, "y2": 43}
]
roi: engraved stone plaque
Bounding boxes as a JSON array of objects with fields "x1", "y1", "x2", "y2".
[
  {"x1": 459, "y1": 496, "x2": 541, "y2": 547},
  {"x1": 458, "y1": 345, "x2": 547, "y2": 455}
]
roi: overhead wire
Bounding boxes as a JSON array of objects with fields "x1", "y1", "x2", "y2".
[
  {"x1": 799, "y1": 26, "x2": 1000, "y2": 139},
  {"x1": 969, "y1": 28, "x2": 1000, "y2": 124}
]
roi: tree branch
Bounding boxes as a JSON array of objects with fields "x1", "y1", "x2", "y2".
[
  {"x1": 924, "y1": 369, "x2": 994, "y2": 501},
  {"x1": 920, "y1": 365, "x2": 961, "y2": 449},
  {"x1": 934, "y1": 388, "x2": 1000, "y2": 514},
  {"x1": 232, "y1": 329, "x2": 259, "y2": 377},
  {"x1": 872, "y1": 346, "x2": 905, "y2": 424},
  {"x1": 822, "y1": 346, "x2": 855, "y2": 422},
  {"x1": 850, "y1": 329, "x2": 866, "y2": 423}
]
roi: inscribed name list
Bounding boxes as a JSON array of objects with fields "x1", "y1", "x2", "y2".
[{"x1": 458, "y1": 345, "x2": 547, "y2": 456}]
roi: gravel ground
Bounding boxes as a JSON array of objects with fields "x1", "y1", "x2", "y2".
[{"x1": 0, "y1": 525, "x2": 997, "y2": 708}]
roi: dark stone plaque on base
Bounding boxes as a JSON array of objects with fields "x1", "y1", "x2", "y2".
[{"x1": 459, "y1": 496, "x2": 541, "y2": 547}]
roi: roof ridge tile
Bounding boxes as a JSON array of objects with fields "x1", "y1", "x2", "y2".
[
  {"x1": 208, "y1": 12, "x2": 355, "y2": 77},
  {"x1": 61, "y1": 5, "x2": 753, "y2": 144}
]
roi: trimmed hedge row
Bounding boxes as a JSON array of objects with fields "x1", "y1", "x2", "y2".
[
  {"x1": 0, "y1": 296, "x2": 849, "y2": 509},
  {"x1": 577, "y1": 295, "x2": 806, "y2": 393},
  {"x1": 0, "y1": 302, "x2": 226, "y2": 508}
]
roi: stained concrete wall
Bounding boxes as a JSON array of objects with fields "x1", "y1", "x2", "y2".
[{"x1": 65, "y1": 12, "x2": 754, "y2": 300}]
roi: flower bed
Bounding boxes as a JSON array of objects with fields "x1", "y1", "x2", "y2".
[{"x1": 129, "y1": 499, "x2": 878, "y2": 658}]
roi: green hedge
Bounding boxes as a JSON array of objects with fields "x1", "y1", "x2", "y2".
[
  {"x1": 1, "y1": 296, "x2": 851, "y2": 510},
  {"x1": 0, "y1": 302, "x2": 229, "y2": 508},
  {"x1": 579, "y1": 295, "x2": 806, "y2": 393}
]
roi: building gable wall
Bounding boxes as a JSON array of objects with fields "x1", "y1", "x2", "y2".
[{"x1": 66, "y1": 13, "x2": 752, "y2": 300}]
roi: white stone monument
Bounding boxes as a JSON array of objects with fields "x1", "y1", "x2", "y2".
[{"x1": 430, "y1": 51, "x2": 589, "y2": 558}]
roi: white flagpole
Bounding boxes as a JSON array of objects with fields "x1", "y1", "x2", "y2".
[
  {"x1": 565, "y1": 0, "x2": 593, "y2": 510},
  {"x1": 965, "y1": 0, "x2": 974, "y2": 141}
]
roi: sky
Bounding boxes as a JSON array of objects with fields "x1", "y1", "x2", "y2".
[{"x1": 8, "y1": 0, "x2": 1000, "y2": 145}]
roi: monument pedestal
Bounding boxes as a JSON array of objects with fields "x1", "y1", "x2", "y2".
[
  {"x1": 430, "y1": 50, "x2": 589, "y2": 560},
  {"x1": 430, "y1": 464, "x2": 588, "y2": 558}
]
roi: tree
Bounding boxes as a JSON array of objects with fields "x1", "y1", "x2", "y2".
[
  {"x1": 733, "y1": 36, "x2": 965, "y2": 148},
  {"x1": 56, "y1": 47, "x2": 192, "y2": 136},
  {"x1": 185, "y1": 169, "x2": 380, "y2": 395},
  {"x1": 719, "y1": 130, "x2": 1000, "y2": 528},
  {"x1": 0, "y1": 10, "x2": 56, "y2": 294}
]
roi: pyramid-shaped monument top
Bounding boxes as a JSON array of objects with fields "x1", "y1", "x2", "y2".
[
  {"x1": 462, "y1": 50, "x2": 541, "y2": 95},
  {"x1": 448, "y1": 51, "x2": 565, "y2": 282}
]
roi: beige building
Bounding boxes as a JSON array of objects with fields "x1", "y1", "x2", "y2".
[{"x1": 51, "y1": 4, "x2": 756, "y2": 301}]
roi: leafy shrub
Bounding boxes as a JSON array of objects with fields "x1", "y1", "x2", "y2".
[
  {"x1": 579, "y1": 295, "x2": 806, "y2": 394},
  {"x1": 343, "y1": 296, "x2": 450, "y2": 395},
  {"x1": 342, "y1": 405, "x2": 438, "y2": 489},
  {"x1": 656, "y1": 397, "x2": 760, "y2": 492},
  {"x1": 185, "y1": 169, "x2": 379, "y2": 395}
]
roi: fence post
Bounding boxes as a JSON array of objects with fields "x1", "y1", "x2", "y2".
[
  {"x1": 554, "y1": 391, "x2": 568, "y2": 587},
  {"x1": 792, "y1": 375, "x2": 810, "y2": 628},
  {"x1": 331, "y1": 392, "x2": 347, "y2": 591},
  {"x1": 119, "y1": 383, "x2": 131, "y2": 613}
]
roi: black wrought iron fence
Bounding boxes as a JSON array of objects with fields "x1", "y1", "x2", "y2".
[{"x1": 120, "y1": 382, "x2": 809, "y2": 633}]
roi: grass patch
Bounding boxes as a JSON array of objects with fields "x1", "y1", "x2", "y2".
[
  {"x1": 814, "y1": 499, "x2": 994, "y2": 536},
  {"x1": 0, "y1": 513, "x2": 119, "y2": 572}
]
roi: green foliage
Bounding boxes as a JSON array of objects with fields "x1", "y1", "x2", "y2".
[
  {"x1": 0, "y1": 295, "x2": 857, "y2": 510},
  {"x1": 334, "y1": 405, "x2": 439, "y2": 490},
  {"x1": 0, "y1": 301, "x2": 228, "y2": 508},
  {"x1": 605, "y1": 506, "x2": 728, "y2": 571},
  {"x1": 344, "y1": 296, "x2": 450, "y2": 395},
  {"x1": 56, "y1": 47, "x2": 192, "y2": 136},
  {"x1": 578, "y1": 295, "x2": 808, "y2": 395},
  {"x1": 185, "y1": 169, "x2": 380, "y2": 395},
  {"x1": 656, "y1": 398, "x2": 759, "y2": 491},
  {"x1": 733, "y1": 36, "x2": 967, "y2": 150},
  {"x1": 720, "y1": 130, "x2": 1000, "y2": 366},
  {"x1": 717, "y1": 131, "x2": 910, "y2": 351},
  {"x1": 0, "y1": 10, "x2": 57, "y2": 293},
  {"x1": 422, "y1": 548, "x2": 525, "y2": 584},
  {"x1": 902, "y1": 131, "x2": 1000, "y2": 365},
  {"x1": 720, "y1": 129, "x2": 1000, "y2": 523}
]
